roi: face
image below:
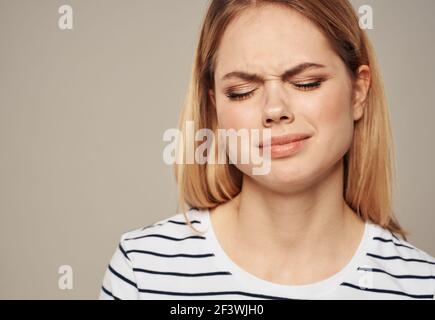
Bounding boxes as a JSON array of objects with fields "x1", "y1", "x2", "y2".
[{"x1": 209, "y1": 4, "x2": 370, "y2": 193}]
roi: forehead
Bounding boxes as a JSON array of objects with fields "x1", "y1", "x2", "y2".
[{"x1": 214, "y1": 4, "x2": 338, "y2": 78}]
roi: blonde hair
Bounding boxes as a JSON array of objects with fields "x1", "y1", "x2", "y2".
[{"x1": 174, "y1": 0, "x2": 408, "y2": 239}]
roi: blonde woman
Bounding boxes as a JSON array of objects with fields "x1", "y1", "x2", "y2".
[{"x1": 100, "y1": 0, "x2": 435, "y2": 300}]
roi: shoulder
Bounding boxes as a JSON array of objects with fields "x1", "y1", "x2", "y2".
[
  {"x1": 368, "y1": 223, "x2": 435, "y2": 264},
  {"x1": 365, "y1": 222, "x2": 435, "y2": 297},
  {"x1": 118, "y1": 208, "x2": 208, "y2": 260},
  {"x1": 99, "y1": 207, "x2": 209, "y2": 299},
  {"x1": 120, "y1": 208, "x2": 205, "y2": 240}
]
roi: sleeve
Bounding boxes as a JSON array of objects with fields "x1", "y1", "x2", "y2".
[
  {"x1": 428, "y1": 254, "x2": 435, "y2": 300},
  {"x1": 98, "y1": 234, "x2": 139, "y2": 300},
  {"x1": 420, "y1": 250, "x2": 435, "y2": 300}
]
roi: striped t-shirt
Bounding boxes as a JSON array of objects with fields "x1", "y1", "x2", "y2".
[{"x1": 99, "y1": 208, "x2": 435, "y2": 300}]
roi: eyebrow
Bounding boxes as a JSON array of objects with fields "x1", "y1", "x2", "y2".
[{"x1": 220, "y1": 62, "x2": 327, "y2": 82}]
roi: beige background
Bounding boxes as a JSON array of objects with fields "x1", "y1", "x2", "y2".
[{"x1": 0, "y1": 0, "x2": 434, "y2": 299}]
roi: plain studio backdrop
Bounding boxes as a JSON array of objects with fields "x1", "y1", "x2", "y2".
[{"x1": 0, "y1": 0, "x2": 434, "y2": 299}]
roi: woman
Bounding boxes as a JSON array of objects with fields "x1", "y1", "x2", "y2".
[{"x1": 100, "y1": 0, "x2": 435, "y2": 300}]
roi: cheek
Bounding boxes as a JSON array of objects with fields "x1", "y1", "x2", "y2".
[
  {"x1": 309, "y1": 84, "x2": 354, "y2": 154},
  {"x1": 216, "y1": 99, "x2": 259, "y2": 130},
  {"x1": 215, "y1": 98, "x2": 261, "y2": 174}
]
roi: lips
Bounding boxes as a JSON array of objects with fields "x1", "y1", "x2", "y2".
[{"x1": 258, "y1": 133, "x2": 312, "y2": 148}]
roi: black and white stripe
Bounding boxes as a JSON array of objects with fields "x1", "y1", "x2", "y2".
[{"x1": 100, "y1": 210, "x2": 435, "y2": 300}]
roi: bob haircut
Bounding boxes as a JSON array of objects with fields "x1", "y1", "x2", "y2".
[{"x1": 174, "y1": 0, "x2": 407, "y2": 239}]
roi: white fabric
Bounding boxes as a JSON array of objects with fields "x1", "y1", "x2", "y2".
[{"x1": 99, "y1": 208, "x2": 435, "y2": 300}]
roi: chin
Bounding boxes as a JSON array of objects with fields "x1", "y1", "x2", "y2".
[
  {"x1": 271, "y1": 161, "x2": 308, "y2": 179},
  {"x1": 253, "y1": 167, "x2": 313, "y2": 192}
]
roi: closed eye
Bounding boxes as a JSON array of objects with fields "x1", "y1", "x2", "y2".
[
  {"x1": 225, "y1": 88, "x2": 258, "y2": 101},
  {"x1": 225, "y1": 79, "x2": 325, "y2": 101},
  {"x1": 292, "y1": 80, "x2": 323, "y2": 91}
]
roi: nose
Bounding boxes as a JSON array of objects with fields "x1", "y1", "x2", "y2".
[{"x1": 261, "y1": 81, "x2": 294, "y2": 128}]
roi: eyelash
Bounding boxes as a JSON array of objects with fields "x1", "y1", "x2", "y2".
[{"x1": 225, "y1": 80, "x2": 323, "y2": 101}]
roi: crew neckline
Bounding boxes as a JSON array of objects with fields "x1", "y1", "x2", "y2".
[{"x1": 197, "y1": 207, "x2": 374, "y2": 299}]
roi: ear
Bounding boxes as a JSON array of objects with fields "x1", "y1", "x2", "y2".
[{"x1": 352, "y1": 65, "x2": 371, "y2": 121}]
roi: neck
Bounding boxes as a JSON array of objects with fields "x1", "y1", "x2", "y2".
[{"x1": 232, "y1": 159, "x2": 359, "y2": 259}]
